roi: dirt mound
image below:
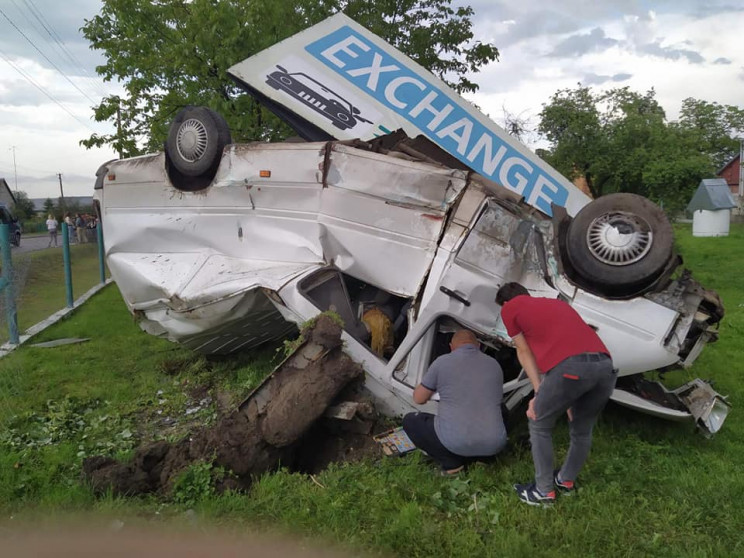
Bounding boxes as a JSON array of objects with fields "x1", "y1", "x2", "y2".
[{"x1": 83, "y1": 315, "x2": 364, "y2": 496}]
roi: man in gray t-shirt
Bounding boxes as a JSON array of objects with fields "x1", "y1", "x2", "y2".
[{"x1": 402, "y1": 329, "x2": 507, "y2": 475}]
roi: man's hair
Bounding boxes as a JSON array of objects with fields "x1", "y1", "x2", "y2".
[{"x1": 496, "y1": 282, "x2": 530, "y2": 306}]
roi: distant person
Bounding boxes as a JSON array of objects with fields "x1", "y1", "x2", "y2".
[
  {"x1": 64, "y1": 213, "x2": 75, "y2": 244},
  {"x1": 496, "y1": 282, "x2": 616, "y2": 507},
  {"x1": 46, "y1": 214, "x2": 58, "y2": 247},
  {"x1": 402, "y1": 329, "x2": 507, "y2": 476},
  {"x1": 75, "y1": 213, "x2": 86, "y2": 244}
]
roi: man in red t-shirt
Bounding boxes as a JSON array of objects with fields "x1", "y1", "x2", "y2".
[{"x1": 496, "y1": 282, "x2": 616, "y2": 506}]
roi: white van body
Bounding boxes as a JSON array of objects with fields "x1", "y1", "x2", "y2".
[{"x1": 94, "y1": 138, "x2": 728, "y2": 435}]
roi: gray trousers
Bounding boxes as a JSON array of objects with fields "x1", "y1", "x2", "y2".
[{"x1": 530, "y1": 353, "x2": 616, "y2": 494}]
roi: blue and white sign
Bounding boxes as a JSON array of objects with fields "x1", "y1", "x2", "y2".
[{"x1": 228, "y1": 13, "x2": 590, "y2": 216}]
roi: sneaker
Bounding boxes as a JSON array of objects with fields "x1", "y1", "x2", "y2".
[
  {"x1": 440, "y1": 465, "x2": 465, "y2": 477},
  {"x1": 514, "y1": 481, "x2": 555, "y2": 507},
  {"x1": 554, "y1": 470, "x2": 576, "y2": 494}
]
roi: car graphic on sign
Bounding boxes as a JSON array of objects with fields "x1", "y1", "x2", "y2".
[{"x1": 265, "y1": 65, "x2": 372, "y2": 130}]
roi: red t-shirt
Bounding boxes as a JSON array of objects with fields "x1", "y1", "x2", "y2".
[{"x1": 500, "y1": 295, "x2": 610, "y2": 373}]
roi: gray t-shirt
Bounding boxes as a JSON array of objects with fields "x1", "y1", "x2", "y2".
[{"x1": 421, "y1": 344, "x2": 506, "y2": 456}]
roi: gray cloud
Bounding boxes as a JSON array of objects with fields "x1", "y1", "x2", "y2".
[
  {"x1": 714, "y1": 57, "x2": 732, "y2": 65},
  {"x1": 0, "y1": 79, "x2": 48, "y2": 107},
  {"x1": 685, "y1": 1, "x2": 744, "y2": 18},
  {"x1": 10, "y1": 172, "x2": 96, "y2": 197},
  {"x1": 469, "y1": 2, "x2": 586, "y2": 47},
  {"x1": 0, "y1": 75, "x2": 93, "y2": 108},
  {"x1": 548, "y1": 27, "x2": 619, "y2": 57},
  {"x1": 638, "y1": 40, "x2": 704, "y2": 64},
  {"x1": 582, "y1": 72, "x2": 633, "y2": 85},
  {"x1": 0, "y1": 0, "x2": 105, "y2": 78}
]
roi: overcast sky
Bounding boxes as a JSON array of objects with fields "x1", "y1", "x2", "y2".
[{"x1": 0, "y1": 0, "x2": 742, "y2": 199}]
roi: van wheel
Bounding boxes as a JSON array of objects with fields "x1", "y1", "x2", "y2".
[
  {"x1": 165, "y1": 106, "x2": 231, "y2": 181},
  {"x1": 566, "y1": 193, "x2": 673, "y2": 294},
  {"x1": 12, "y1": 232, "x2": 20, "y2": 247}
]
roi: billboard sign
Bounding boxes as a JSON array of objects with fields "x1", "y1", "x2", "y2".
[{"x1": 228, "y1": 13, "x2": 590, "y2": 216}]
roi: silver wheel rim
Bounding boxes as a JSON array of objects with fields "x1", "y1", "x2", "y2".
[
  {"x1": 586, "y1": 211, "x2": 653, "y2": 266},
  {"x1": 176, "y1": 118, "x2": 209, "y2": 163}
]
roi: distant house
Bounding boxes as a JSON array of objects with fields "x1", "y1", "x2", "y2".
[
  {"x1": 717, "y1": 152, "x2": 742, "y2": 215},
  {"x1": 0, "y1": 178, "x2": 17, "y2": 210},
  {"x1": 718, "y1": 153, "x2": 741, "y2": 196}
]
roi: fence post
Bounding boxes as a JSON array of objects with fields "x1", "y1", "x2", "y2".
[
  {"x1": 62, "y1": 222, "x2": 74, "y2": 308},
  {"x1": 0, "y1": 223, "x2": 19, "y2": 344},
  {"x1": 97, "y1": 223, "x2": 105, "y2": 285}
]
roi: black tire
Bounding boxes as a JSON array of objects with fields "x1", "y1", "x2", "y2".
[
  {"x1": 566, "y1": 193, "x2": 673, "y2": 294},
  {"x1": 165, "y1": 106, "x2": 231, "y2": 179},
  {"x1": 12, "y1": 232, "x2": 20, "y2": 247}
]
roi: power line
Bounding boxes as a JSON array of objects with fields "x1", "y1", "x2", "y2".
[
  {"x1": 0, "y1": 47, "x2": 97, "y2": 132},
  {"x1": 9, "y1": 0, "x2": 106, "y2": 102},
  {"x1": 20, "y1": 0, "x2": 110, "y2": 99},
  {"x1": 0, "y1": 5, "x2": 98, "y2": 105}
]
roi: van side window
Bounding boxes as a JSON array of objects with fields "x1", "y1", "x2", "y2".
[{"x1": 299, "y1": 269, "x2": 410, "y2": 361}]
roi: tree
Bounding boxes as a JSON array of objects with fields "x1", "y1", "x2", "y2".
[
  {"x1": 81, "y1": 0, "x2": 499, "y2": 155},
  {"x1": 58, "y1": 197, "x2": 82, "y2": 218},
  {"x1": 537, "y1": 86, "x2": 605, "y2": 197},
  {"x1": 678, "y1": 98, "x2": 744, "y2": 169},
  {"x1": 43, "y1": 197, "x2": 55, "y2": 217},
  {"x1": 537, "y1": 85, "x2": 730, "y2": 213},
  {"x1": 11, "y1": 190, "x2": 36, "y2": 220}
]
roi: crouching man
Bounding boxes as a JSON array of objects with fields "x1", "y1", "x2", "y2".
[{"x1": 402, "y1": 329, "x2": 507, "y2": 476}]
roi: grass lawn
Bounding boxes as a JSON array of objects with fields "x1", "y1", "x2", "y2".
[
  {"x1": 0, "y1": 244, "x2": 108, "y2": 344},
  {"x1": 0, "y1": 224, "x2": 742, "y2": 557}
]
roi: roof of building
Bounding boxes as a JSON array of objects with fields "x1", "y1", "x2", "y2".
[
  {"x1": 716, "y1": 153, "x2": 740, "y2": 176},
  {"x1": 0, "y1": 178, "x2": 17, "y2": 208},
  {"x1": 686, "y1": 178, "x2": 737, "y2": 212}
]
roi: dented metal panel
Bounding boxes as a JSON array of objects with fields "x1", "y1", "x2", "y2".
[{"x1": 327, "y1": 143, "x2": 467, "y2": 209}]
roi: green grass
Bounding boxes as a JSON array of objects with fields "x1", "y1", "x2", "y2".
[
  {"x1": 0, "y1": 244, "x2": 108, "y2": 343},
  {"x1": 0, "y1": 224, "x2": 743, "y2": 557}
]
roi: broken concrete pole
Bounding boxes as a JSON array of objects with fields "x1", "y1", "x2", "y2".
[{"x1": 82, "y1": 315, "x2": 363, "y2": 496}]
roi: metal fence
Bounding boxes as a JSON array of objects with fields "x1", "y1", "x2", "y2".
[{"x1": 0, "y1": 222, "x2": 106, "y2": 345}]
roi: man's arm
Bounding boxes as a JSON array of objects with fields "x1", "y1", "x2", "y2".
[
  {"x1": 413, "y1": 384, "x2": 435, "y2": 405},
  {"x1": 414, "y1": 358, "x2": 440, "y2": 405},
  {"x1": 513, "y1": 333, "x2": 541, "y2": 392}
]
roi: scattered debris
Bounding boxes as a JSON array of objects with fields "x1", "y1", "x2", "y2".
[{"x1": 82, "y1": 315, "x2": 364, "y2": 496}]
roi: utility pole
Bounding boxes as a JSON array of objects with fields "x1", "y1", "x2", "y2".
[
  {"x1": 58, "y1": 173, "x2": 66, "y2": 213},
  {"x1": 739, "y1": 139, "x2": 743, "y2": 198},
  {"x1": 116, "y1": 97, "x2": 124, "y2": 159},
  {"x1": 10, "y1": 146, "x2": 17, "y2": 190}
]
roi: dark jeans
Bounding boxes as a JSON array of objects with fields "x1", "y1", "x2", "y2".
[
  {"x1": 403, "y1": 412, "x2": 487, "y2": 471},
  {"x1": 530, "y1": 353, "x2": 617, "y2": 494}
]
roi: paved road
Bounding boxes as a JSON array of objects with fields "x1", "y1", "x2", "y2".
[{"x1": 13, "y1": 233, "x2": 83, "y2": 254}]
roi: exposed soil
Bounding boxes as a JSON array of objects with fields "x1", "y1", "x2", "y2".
[{"x1": 82, "y1": 315, "x2": 366, "y2": 496}]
